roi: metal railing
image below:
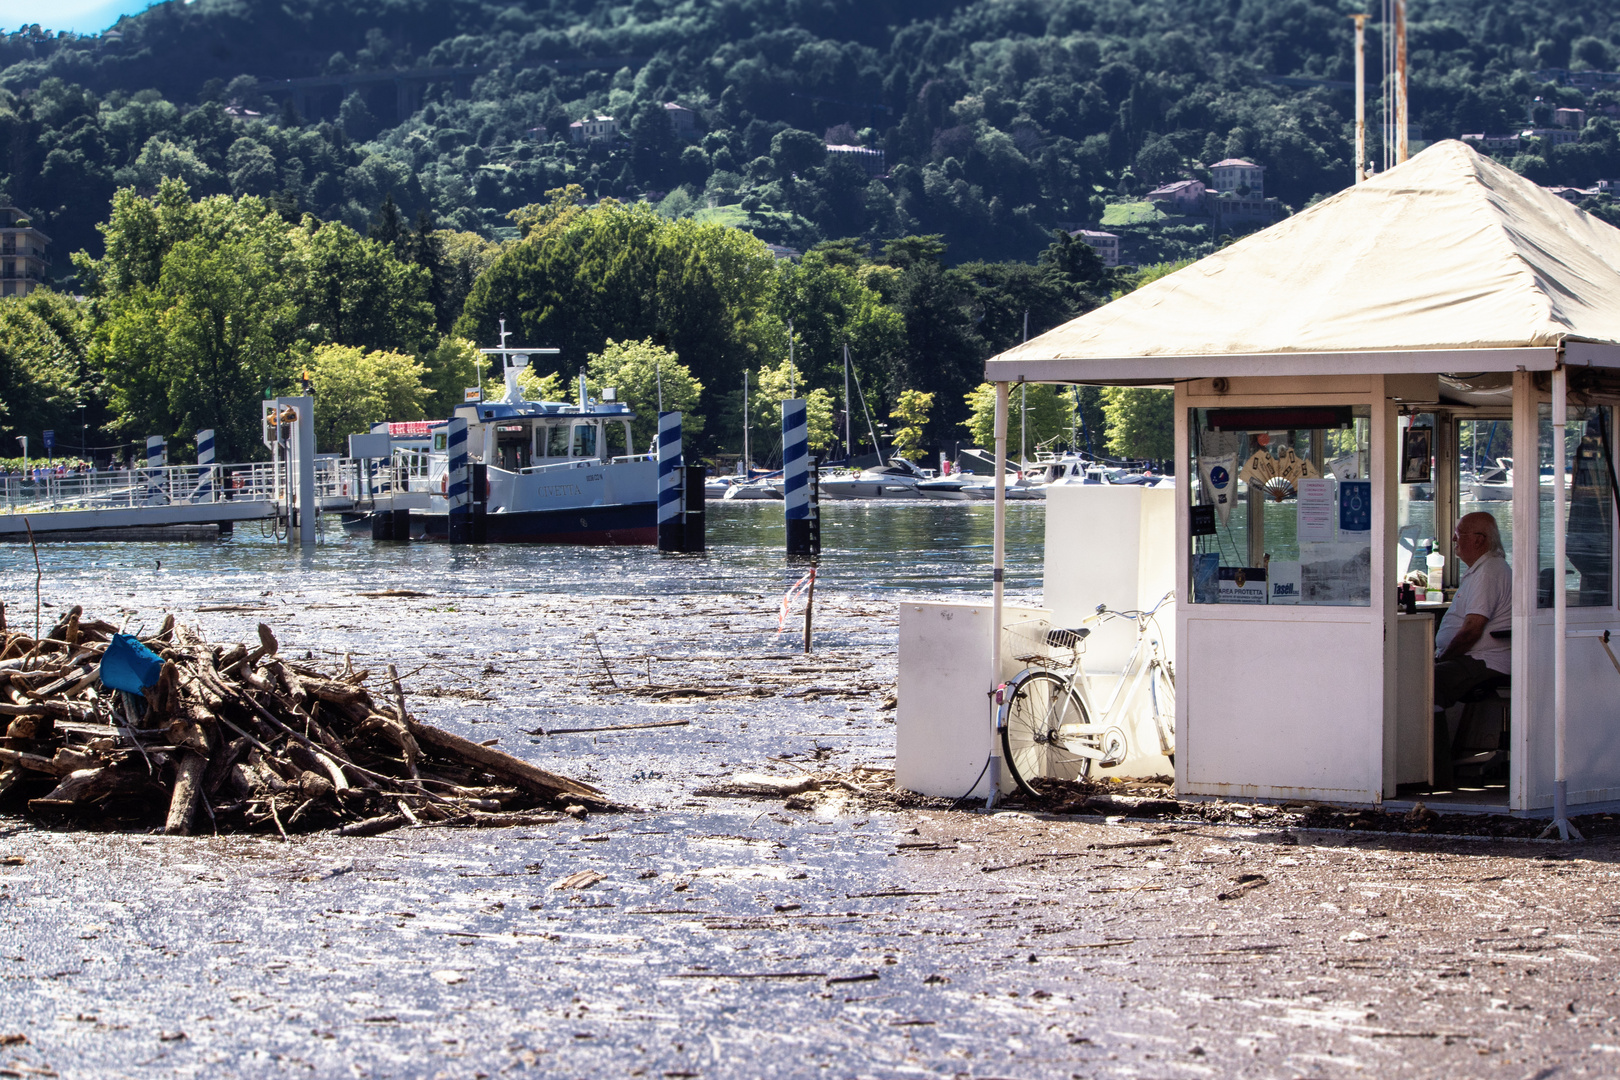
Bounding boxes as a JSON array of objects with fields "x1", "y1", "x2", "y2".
[{"x1": 1, "y1": 465, "x2": 276, "y2": 515}]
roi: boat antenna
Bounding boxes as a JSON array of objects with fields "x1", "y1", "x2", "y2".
[{"x1": 656, "y1": 353, "x2": 663, "y2": 413}]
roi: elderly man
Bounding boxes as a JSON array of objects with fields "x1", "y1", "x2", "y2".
[{"x1": 1433, "y1": 511, "x2": 1512, "y2": 708}]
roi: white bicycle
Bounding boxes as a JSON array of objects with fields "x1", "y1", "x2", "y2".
[{"x1": 997, "y1": 592, "x2": 1176, "y2": 797}]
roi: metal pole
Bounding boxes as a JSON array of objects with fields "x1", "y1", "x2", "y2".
[
  {"x1": 1542, "y1": 365, "x2": 1582, "y2": 841},
  {"x1": 742, "y1": 371, "x2": 750, "y2": 475},
  {"x1": 988, "y1": 381, "x2": 1010, "y2": 809},
  {"x1": 843, "y1": 343, "x2": 852, "y2": 462},
  {"x1": 1395, "y1": 0, "x2": 1409, "y2": 164},
  {"x1": 787, "y1": 320, "x2": 795, "y2": 398},
  {"x1": 1353, "y1": 14, "x2": 1368, "y2": 182}
]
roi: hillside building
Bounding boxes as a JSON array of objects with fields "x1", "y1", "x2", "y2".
[
  {"x1": 1069, "y1": 229, "x2": 1120, "y2": 267},
  {"x1": 0, "y1": 207, "x2": 49, "y2": 297},
  {"x1": 1145, "y1": 178, "x2": 1207, "y2": 212},
  {"x1": 825, "y1": 144, "x2": 886, "y2": 177},
  {"x1": 569, "y1": 115, "x2": 620, "y2": 144},
  {"x1": 1209, "y1": 158, "x2": 1264, "y2": 197},
  {"x1": 664, "y1": 102, "x2": 697, "y2": 138}
]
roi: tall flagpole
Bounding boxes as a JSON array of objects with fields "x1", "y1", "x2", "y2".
[
  {"x1": 1395, "y1": 0, "x2": 1409, "y2": 164},
  {"x1": 1353, "y1": 14, "x2": 1368, "y2": 182}
]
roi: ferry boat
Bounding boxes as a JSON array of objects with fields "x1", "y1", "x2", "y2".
[{"x1": 358, "y1": 337, "x2": 660, "y2": 544}]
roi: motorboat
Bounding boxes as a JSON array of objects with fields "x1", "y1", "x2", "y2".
[
  {"x1": 1469, "y1": 458, "x2": 1513, "y2": 502},
  {"x1": 917, "y1": 472, "x2": 1044, "y2": 500},
  {"x1": 348, "y1": 335, "x2": 659, "y2": 543},
  {"x1": 722, "y1": 472, "x2": 784, "y2": 500},
  {"x1": 818, "y1": 457, "x2": 931, "y2": 499}
]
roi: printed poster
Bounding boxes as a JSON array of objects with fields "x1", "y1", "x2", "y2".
[
  {"x1": 1338, "y1": 479, "x2": 1372, "y2": 540},
  {"x1": 1217, "y1": 566, "x2": 1268, "y2": 605},
  {"x1": 1268, "y1": 560, "x2": 1302, "y2": 605},
  {"x1": 1296, "y1": 477, "x2": 1336, "y2": 543}
]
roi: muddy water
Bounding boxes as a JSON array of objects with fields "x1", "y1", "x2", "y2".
[{"x1": 1, "y1": 501, "x2": 1613, "y2": 1078}]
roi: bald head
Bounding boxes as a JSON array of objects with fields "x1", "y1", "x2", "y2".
[{"x1": 1454, "y1": 511, "x2": 1503, "y2": 567}]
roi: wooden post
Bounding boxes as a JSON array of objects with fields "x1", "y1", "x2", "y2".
[{"x1": 802, "y1": 567, "x2": 816, "y2": 655}]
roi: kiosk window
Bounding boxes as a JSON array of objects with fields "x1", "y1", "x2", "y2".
[
  {"x1": 1189, "y1": 406, "x2": 1373, "y2": 607},
  {"x1": 1539, "y1": 404, "x2": 1614, "y2": 608}
]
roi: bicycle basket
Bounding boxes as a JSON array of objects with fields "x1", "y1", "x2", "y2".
[{"x1": 1003, "y1": 618, "x2": 1063, "y2": 669}]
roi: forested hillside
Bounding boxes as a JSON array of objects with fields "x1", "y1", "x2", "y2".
[
  {"x1": 9, "y1": 0, "x2": 1620, "y2": 270},
  {"x1": 5, "y1": 0, "x2": 1620, "y2": 465}
]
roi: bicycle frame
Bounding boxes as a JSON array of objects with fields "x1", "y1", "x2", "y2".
[{"x1": 1066, "y1": 592, "x2": 1176, "y2": 760}]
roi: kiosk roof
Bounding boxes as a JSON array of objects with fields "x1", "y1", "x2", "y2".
[{"x1": 987, "y1": 140, "x2": 1620, "y2": 383}]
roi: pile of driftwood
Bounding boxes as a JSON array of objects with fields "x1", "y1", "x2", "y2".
[{"x1": 0, "y1": 605, "x2": 608, "y2": 836}]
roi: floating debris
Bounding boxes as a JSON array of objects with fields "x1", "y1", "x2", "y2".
[{"x1": 0, "y1": 605, "x2": 609, "y2": 836}]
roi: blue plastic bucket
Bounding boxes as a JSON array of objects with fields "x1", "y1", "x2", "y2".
[{"x1": 99, "y1": 633, "x2": 165, "y2": 693}]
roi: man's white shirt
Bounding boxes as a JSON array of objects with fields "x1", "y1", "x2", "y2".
[{"x1": 1434, "y1": 550, "x2": 1512, "y2": 674}]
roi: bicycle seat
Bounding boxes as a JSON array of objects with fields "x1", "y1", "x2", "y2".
[{"x1": 1046, "y1": 627, "x2": 1091, "y2": 648}]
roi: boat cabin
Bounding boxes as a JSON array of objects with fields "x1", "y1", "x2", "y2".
[{"x1": 453, "y1": 400, "x2": 636, "y2": 473}]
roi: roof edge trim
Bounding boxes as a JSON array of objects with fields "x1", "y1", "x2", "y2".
[{"x1": 984, "y1": 347, "x2": 1561, "y2": 384}]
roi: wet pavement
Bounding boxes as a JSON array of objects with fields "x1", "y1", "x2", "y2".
[{"x1": 1, "y1": 509, "x2": 1617, "y2": 1077}]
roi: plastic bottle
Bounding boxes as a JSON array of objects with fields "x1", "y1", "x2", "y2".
[{"x1": 1425, "y1": 542, "x2": 1445, "y2": 603}]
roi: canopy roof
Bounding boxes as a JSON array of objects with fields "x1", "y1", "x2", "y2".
[{"x1": 987, "y1": 140, "x2": 1620, "y2": 384}]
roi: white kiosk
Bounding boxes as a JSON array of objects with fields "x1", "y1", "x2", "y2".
[{"x1": 981, "y1": 142, "x2": 1620, "y2": 837}]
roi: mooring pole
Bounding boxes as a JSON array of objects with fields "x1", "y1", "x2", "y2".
[
  {"x1": 446, "y1": 416, "x2": 471, "y2": 544},
  {"x1": 657, "y1": 411, "x2": 685, "y2": 552},
  {"x1": 195, "y1": 428, "x2": 215, "y2": 502},
  {"x1": 783, "y1": 398, "x2": 813, "y2": 557},
  {"x1": 290, "y1": 396, "x2": 316, "y2": 548}
]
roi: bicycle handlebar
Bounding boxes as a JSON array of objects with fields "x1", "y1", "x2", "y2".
[{"x1": 1086, "y1": 590, "x2": 1176, "y2": 624}]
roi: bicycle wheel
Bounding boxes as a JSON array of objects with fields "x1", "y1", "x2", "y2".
[
  {"x1": 1000, "y1": 671, "x2": 1094, "y2": 797},
  {"x1": 1149, "y1": 661, "x2": 1176, "y2": 763}
]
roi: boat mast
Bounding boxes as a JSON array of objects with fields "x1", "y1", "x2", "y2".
[
  {"x1": 787, "y1": 320, "x2": 796, "y2": 398},
  {"x1": 743, "y1": 370, "x2": 750, "y2": 475},
  {"x1": 843, "y1": 343, "x2": 852, "y2": 462},
  {"x1": 1020, "y1": 310, "x2": 1028, "y2": 467}
]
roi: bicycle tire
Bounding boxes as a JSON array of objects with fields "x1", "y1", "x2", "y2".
[
  {"x1": 1000, "y1": 671, "x2": 1094, "y2": 797},
  {"x1": 1149, "y1": 661, "x2": 1176, "y2": 763}
]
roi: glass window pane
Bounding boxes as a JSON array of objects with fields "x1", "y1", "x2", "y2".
[
  {"x1": 1539, "y1": 404, "x2": 1614, "y2": 608},
  {"x1": 604, "y1": 421, "x2": 627, "y2": 457},
  {"x1": 572, "y1": 423, "x2": 597, "y2": 458},
  {"x1": 546, "y1": 424, "x2": 569, "y2": 458},
  {"x1": 1189, "y1": 406, "x2": 1373, "y2": 607}
]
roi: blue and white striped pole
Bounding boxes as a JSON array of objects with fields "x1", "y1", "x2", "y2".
[
  {"x1": 192, "y1": 428, "x2": 215, "y2": 503},
  {"x1": 145, "y1": 435, "x2": 167, "y2": 503},
  {"x1": 657, "y1": 411, "x2": 685, "y2": 551},
  {"x1": 783, "y1": 398, "x2": 816, "y2": 556},
  {"x1": 446, "y1": 417, "x2": 471, "y2": 543}
]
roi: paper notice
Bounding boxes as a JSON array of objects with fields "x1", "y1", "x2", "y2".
[
  {"x1": 1268, "y1": 560, "x2": 1302, "y2": 605},
  {"x1": 1296, "y1": 477, "x2": 1336, "y2": 543}
]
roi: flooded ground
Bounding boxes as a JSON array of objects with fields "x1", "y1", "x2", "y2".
[{"x1": 2, "y1": 502, "x2": 1617, "y2": 1078}]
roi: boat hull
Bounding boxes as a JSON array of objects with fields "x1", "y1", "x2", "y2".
[{"x1": 417, "y1": 501, "x2": 658, "y2": 544}]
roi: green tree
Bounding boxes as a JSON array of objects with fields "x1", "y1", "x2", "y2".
[
  {"x1": 418, "y1": 336, "x2": 490, "y2": 418},
  {"x1": 288, "y1": 216, "x2": 434, "y2": 353},
  {"x1": 78, "y1": 180, "x2": 298, "y2": 460},
  {"x1": 585, "y1": 338, "x2": 705, "y2": 451},
  {"x1": 306, "y1": 343, "x2": 429, "y2": 453},
  {"x1": 0, "y1": 289, "x2": 92, "y2": 455},
  {"x1": 962, "y1": 382, "x2": 1076, "y2": 454},
  {"x1": 1101, "y1": 387, "x2": 1173, "y2": 461},
  {"x1": 458, "y1": 198, "x2": 779, "y2": 442},
  {"x1": 890, "y1": 389, "x2": 934, "y2": 461},
  {"x1": 749, "y1": 357, "x2": 834, "y2": 451}
]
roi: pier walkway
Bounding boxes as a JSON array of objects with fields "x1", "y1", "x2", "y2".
[{"x1": 0, "y1": 459, "x2": 417, "y2": 539}]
